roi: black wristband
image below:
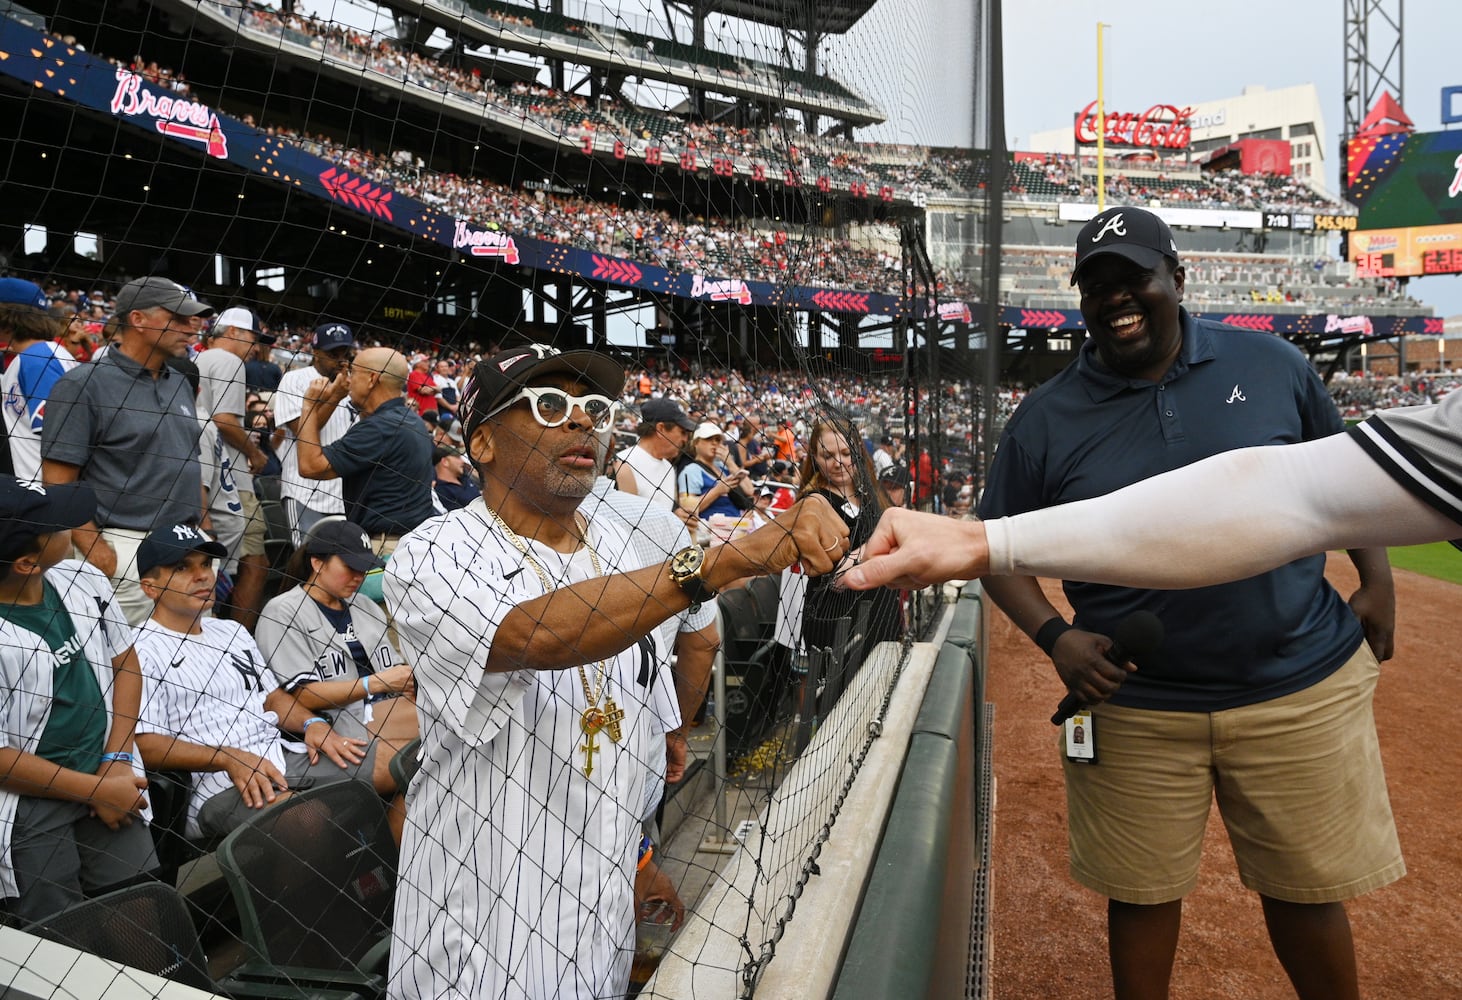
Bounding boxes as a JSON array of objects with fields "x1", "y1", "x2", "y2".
[{"x1": 1034, "y1": 617, "x2": 1075, "y2": 657}]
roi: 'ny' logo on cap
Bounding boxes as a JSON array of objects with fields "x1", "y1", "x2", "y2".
[
  {"x1": 171, "y1": 524, "x2": 201, "y2": 541},
  {"x1": 1091, "y1": 213, "x2": 1127, "y2": 243}
]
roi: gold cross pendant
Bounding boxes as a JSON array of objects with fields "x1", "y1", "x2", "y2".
[
  {"x1": 580, "y1": 707, "x2": 605, "y2": 777},
  {"x1": 602, "y1": 698, "x2": 626, "y2": 744},
  {"x1": 580, "y1": 731, "x2": 599, "y2": 777}
]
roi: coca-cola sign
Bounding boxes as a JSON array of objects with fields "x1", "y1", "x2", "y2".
[{"x1": 1074, "y1": 101, "x2": 1194, "y2": 150}]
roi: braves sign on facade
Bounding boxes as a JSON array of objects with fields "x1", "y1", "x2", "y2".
[
  {"x1": 1074, "y1": 101, "x2": 1194, "y2": 151},
  {"x1": 1325, "y1": 314, "x2": 1376, "y2": 337},
  {"x1": 689, "y1": 274, "x2": 753, "y2": 305},
  {"x1": 453, "y1": 221, "x2": 520, "y2": 264},
  {"x1": 111, "y1": 68, "x2": 228, "y2": 159}
]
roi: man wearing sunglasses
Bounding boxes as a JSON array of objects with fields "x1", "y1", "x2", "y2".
[
  {"x1": 382, "y1": 342, "x2": 849, "y2": 1000},
  {"x1": 296, "y1": 347, "x2": 436, "y2": 557}
]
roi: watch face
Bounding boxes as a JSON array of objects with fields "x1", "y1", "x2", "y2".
[{"x1": 671, "y1": 546, "x2": 703, "y2": 576}]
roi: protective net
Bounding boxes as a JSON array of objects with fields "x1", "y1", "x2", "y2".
[{"x1": 0, "y1": 0, "x2": 990, "y2": 996}]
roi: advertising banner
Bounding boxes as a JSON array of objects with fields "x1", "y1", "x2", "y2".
[{"x1": 1348, "y1": 222, "x2": 1462, "y2": 277}]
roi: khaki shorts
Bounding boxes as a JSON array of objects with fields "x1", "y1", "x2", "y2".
[
  {"x1": 238, "y1": 489, "x2": 268, "y2": 558},
  {"x1": 1062, "y1": 642, "x2": 1404, "y2": 905}
]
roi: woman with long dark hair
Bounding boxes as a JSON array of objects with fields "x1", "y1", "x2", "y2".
[{"x1": 796, "y1": 418, "x2": 904, "y2": 677}]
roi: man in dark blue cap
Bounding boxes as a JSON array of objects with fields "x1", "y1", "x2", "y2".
[
  {"x1": 975, "y1": 206, "x2": 1398, "y2": 1000},
  {"x1": 0, "y1": 474, "x2": 156, "y2": 922},
  {"x1": 272, "y1": 322, "x2": 358, "y2": 545}
]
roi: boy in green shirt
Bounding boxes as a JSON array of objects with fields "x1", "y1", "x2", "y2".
[{"x1": 0, "y1": 475, "x2": 156, "y2": 923}]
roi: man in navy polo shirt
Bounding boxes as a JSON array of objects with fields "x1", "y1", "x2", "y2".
[
  {"x1": 295, "y1": 346, "x2": 435, "y2": 555},
  {"x1": 977, "y1": 207, "x2": 1398, "y2": 1000}
]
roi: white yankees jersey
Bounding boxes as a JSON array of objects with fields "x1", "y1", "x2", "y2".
[
  {"x1": 384, "y1": 499, "x2": 664, "y2": 1000},
  {"x1": 273, "y1": 364, "x2": 353, "y2": 512},
  {"x1": 134, "y1": 618, "x2": 285, "y2": 838},
  {"x1": 0, "y1": 560, "x2": 140, "y2": 899}
]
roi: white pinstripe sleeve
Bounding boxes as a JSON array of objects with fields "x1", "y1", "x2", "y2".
[{"x1": 384, "y1": 520, "x2": 533, "y2": 748}]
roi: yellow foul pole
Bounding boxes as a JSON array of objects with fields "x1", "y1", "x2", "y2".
[{"x1": 1096, "y1": 22, "x2": 1107, "y2": 212}]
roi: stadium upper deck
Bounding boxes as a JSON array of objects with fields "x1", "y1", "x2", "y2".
[{"x1": 1, "y1": 0, "x2": 1437, "y2": 349}]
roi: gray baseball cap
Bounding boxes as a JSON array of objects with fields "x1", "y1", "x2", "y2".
[{"x1": 114, "y1": 276, "x2": 214, "y2": 318}]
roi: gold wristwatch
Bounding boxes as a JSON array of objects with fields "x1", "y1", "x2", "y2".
[{"x1": 669, "y1": 545, "x2": 718, "y2": 610}]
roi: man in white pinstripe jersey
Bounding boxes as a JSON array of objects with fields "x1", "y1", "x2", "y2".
[{"x1": 383, "y1": 343, "x2": 848, "y2": 1000}]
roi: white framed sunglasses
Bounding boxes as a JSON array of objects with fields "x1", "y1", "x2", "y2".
[{"x1": 486, "y1": 386, "x2": 619, "y2": 431}]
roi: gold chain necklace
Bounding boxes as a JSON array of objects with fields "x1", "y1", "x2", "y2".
[{"x1": 481, "y1": 504, "x2": 625, "y2": 777}]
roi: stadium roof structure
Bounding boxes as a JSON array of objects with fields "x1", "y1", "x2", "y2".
[{"x1": 693, "y1": 0, "x2": 880, "y2": 36}]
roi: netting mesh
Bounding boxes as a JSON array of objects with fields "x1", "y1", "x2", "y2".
[{"x1": 0, "y1": 0, "x2": 989, "y2": 996}]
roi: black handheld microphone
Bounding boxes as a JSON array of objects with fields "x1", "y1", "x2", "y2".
[{"x1": 1050, "y1": 611, "x2": 1164, "y2": 726}]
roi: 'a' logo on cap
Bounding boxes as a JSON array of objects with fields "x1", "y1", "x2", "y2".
[{"x1": 1091, "y1": 213, "x2": 1127, "y2": 243}]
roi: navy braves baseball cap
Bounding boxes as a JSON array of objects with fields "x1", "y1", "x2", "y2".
[
  {"x1": 136, "y1": 522, "x2": 228, "y2": 577},
  {"x1": 313, "y1": 322, "x2": 356, "y2": 351},
  {"x1": 304, "y1": 519, "x2": 385, "y2": 573},
  {"x1": 0, "y1": 476, "x2": 97, "y2": 563},
  {"x1": 0, "y1": 278, "x2": 49, "y2": 311},
  {"x1": 1071, "y1": 206, "x2": 1181, "y2": 285},
  {"x1": 461, "y1": 342, "x2": 625, "y2": 442}
]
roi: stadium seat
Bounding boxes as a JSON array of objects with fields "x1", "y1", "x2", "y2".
[
  {"x1": 25, "y1": 881, "x2": 214, "y2": 989},
  {"x1": 716, "y1": 585, "x2": 792, "y2": 754},
  {"x1": 215, "y1": 781, "x2": 396, "y2": 1000},
  {"x1": 24, "y1": 881, "x2": 366, "y2": 1000},
  {"x1": 387, "y1": 736, "x2": 422, "y2": 794},
  {"x1": 145, "y1": 767, "x2": 202, "y2": 887}
]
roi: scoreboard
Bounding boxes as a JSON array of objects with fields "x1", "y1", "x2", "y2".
[
  {"x1": 1344, "y1": 128, "x2": 1462, "y2": 277},
  {"x1": 1348, "y1": 222, "x2": 1462, "y2": 278}
]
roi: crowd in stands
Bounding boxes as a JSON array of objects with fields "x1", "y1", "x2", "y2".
[
  {"x1": 173, "y1": 5, "x2": 1353, "y2": 220},
  {"x1": 996, "y1": 155, "x2": 1348, "y2": 213},
  {"x1": 47, "y1": 15, "x2": 1390, "y2": 309},
  {"x1": 1326, "y1": 371, "x2": 1462, "y2": 418}
]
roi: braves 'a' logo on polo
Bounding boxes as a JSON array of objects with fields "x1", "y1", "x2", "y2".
[{"x1": 1092, "y1": 213, "x2": 1127, "y2": 243}]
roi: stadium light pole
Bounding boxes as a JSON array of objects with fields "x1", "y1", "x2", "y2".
[{"x1": 1096, "y1": 22, "x2": 1108, "y2": 212}]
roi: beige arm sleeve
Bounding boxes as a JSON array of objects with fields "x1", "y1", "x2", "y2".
[{"x1": 985, "y1": 433, "x2": 1458, "y2": 590}]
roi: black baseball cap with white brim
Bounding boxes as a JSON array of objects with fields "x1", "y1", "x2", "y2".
[{"x1": 1070, "y1": 206, "x2": 1181, "y2": 285}]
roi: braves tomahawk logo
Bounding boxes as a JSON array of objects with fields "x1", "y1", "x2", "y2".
[
  {"x1": 1092, "y1": 213, "x2": 1127, "y2": 242},
  {"x1": 1449, "y1": 153, "x2": 1462, "y2": 199}
]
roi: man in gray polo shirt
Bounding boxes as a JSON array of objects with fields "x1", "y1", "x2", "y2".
[{"x1": 42, "y1": 276, "x2": 213, "y2": 625}]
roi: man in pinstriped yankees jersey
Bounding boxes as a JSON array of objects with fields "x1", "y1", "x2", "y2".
[{"x1": 383, "y1": 344, "x2": 849, "y2": 999}]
